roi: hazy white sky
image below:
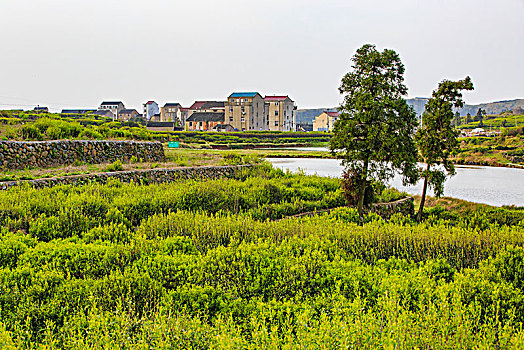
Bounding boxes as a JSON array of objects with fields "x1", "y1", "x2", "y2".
[{"x1": 0, "y1": 0, "x2": 523, "y2": 111}]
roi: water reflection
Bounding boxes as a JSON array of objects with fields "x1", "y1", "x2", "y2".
[{"x1": 267, "y1": 157, "x2": 524, "y2": 207}]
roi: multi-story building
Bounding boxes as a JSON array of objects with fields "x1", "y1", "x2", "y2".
[
  {"x1": 185, "y1": 112, "x2": 225, "y2": 131},
  {"x1": 160, "y1": 103, "x2": 182, "y2": 123},
  {"x1": 313, "y1": 111, "x2": 339, "y2": 131},
  {"x1": 142, "y1": 101, "x2": 159, "y2": 121},
  {"x1": 224, "y1": 92, "x2": 265, "y2": 131},
  {"x1": 99, "y1": 101, "x2": 125, "y2": 120},
  {"x1": 264, "y1": 96, "x2": 296, "y2": 131}
]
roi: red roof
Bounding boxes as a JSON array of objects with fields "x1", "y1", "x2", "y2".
[
  {"x1": 189, "y1": 101, "x2": 207, "y2": 110},
  {"x1": 145, "y1": 101, "x2": 155, "y2": 105},
  {"x1": 180, "y1": 107, "x2": 189, "y2": 112},
  {"x1": 326, "y1": 111, "x2": 339, "y2": 117},
  {"x1": 265, "y1": 96, "x2": 289, "y2": 101}
]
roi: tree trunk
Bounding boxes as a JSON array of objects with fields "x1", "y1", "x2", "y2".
[
  {"x1": 357, "y1": 159, "x2": 369, "y2": 221},
  {"x1": 417, "y1": 163, "x2": 431, "y2": 222}
]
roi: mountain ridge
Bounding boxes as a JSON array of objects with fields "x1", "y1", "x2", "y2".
[{"x1": 296, "y1": 98, "x2": 524, "y2": 124}]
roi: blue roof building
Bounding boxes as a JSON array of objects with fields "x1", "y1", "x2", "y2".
[{"x1": 229, "y1": 92, "x2": 260, "y2": 98}]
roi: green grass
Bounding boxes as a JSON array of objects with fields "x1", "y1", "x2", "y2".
[{"x1": 459, "y1": 113, "x2": 524, "y2": 130}]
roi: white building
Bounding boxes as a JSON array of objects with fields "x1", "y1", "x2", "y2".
[
  {"x1": 98, "y1": 101, "x2": 125, "y2": 120},
  {"x1": 143, "y1": 101, "x2": 159, "y2": 121}
]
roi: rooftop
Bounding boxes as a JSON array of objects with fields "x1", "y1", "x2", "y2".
[
  {"x1": 120, "y1": 109, "x2": 138, "y2": 114},
  {"x1": 201, "y1": 101, "x2": 225, "y2": 109},
  {"x1": 61, "y1": 109, "x2": 96, "y2": 114},
  {"x1": 186, "y1": 112, "x2": 225, "y2": 122},
  {"x1": 229, "y1": 92, "x2": 259, "y2": 98},
  {"x1": 326, "y1": 111, "x2": 339, "y2": 117},
  {"x1": 164, "y1": 102, "x2": 181, "y2": 107},
  {"x1": 189, "y1": 101, "x2": 207, "y2": 110},
  {"x1": 264, "y1": 96, "x2": 290, "y2": 101},
  {"x1": 100, "y1": 101, "x2": 123, "y2": 106}
]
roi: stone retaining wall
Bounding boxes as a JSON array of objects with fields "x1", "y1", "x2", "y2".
[
  {"x1": 0, "y1": 140, "x2": 165, "y2": 170},
  {"x1": 0, "y1": 165, "x2": 252, "y2": 190}
]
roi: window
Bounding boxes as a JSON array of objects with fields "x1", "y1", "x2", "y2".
[
  {"x1": 199, "y1": 122, "x2": 203, "y2": 127},
  {"x1": 275, "y1": 102, "x2": 279, "y2": 106},
  {"x1": 241, "y1": 117, "x2": 245, "y2": 122},
  {"x1": 241, "y1": 107, "x2": 245, "y2": 113},
  {"x1": 229, "y1": 107, "x2": 233, "y2": 112},
  {"x1": 229, "y1": 117, "x2": 233, "y2": 122},
  {"x1": 275, "y1": 111, "x2": 278, "y2": 116},
  {"x1": 275, "y1": 121, "x2": 279, "y2": 126}
]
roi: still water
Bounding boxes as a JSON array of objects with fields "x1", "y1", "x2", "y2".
[{"x1": 267, "y1": 157, "x2": 524, "y2": 207}]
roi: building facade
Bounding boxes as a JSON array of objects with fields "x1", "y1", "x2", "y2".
[
  {"x1": 99, "y1": 101, "x2": 125, "y2": 120},
  {"x1": 143, "y1": 101, "x2": 159, "y2": 121},
  {"x1": 187, "y1": 101, "x2": 225, "y2": 120},
  {"x1": 185, "y1": 112, "x2": 225, "y2": 131},
  {"x1": 224, "y1": 92, "x2": 265, "y2": 131},
  {"x1": 313, "y1": 111, "x2": 339, "y2": 132},
  {"x1": 160, "y1": 103, "x2": 182, "y2": 123},
  {"x1": 119, "y1": 109, "x2": 139, "y2": 121},
  {"x1": 264, "y1": 96, "x2": 296, "y2": 131}
]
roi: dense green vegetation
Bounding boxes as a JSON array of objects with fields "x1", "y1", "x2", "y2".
[
  {"x1": 0, "y1": 114, "x2": 153, "y2": 141},
  {"x1": 0, "y1": 112, "x2": 330, "y2": 148},
  {"x1": 454, "y1": 134, "x2": 524, "y2": 166},
  {"x1": 459, "y1": 113, "x2": 524, "y2": 131},
  {"x1": 0, "y1": 165, "x2": 524, "y2": 348}
]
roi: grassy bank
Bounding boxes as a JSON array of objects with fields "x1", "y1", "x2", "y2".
[{"x1": 453, "y1": 134, "x2": 524, "y2": 167}]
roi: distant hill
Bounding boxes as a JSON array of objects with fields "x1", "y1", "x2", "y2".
[
  {"x1": 296, "y1": 98, "x2": 524, "y2": 124},
  {"x1": 296, "y1": 108, "x2": 337, "y2": 124}
]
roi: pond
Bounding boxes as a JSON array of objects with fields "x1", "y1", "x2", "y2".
[{"x1": 267, "y1": 157, "x2": 524, "y2": 207}]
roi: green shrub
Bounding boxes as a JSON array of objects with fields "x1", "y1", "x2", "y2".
[
  {"x1": 20, "y1": 124, "x2": 43, "y2": 140},
  {"x1": 106, "y1": 160, "x2": 124, "y2": 172}
]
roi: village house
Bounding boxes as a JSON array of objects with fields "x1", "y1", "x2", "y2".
[
  {"x1": 33, "y1": 106, "x2": 49, "y2": 113},
  {"x1": 224, "y1": 92, "x2": 265, "y2": 131},
  {"x1": 119, "y1": 109, "x2": 139, "y2": 121},
  {"x1": 187, "y1": 101, "x2": 226, "y2": 118},
  {"x1": 264, "y1": 96, "x2": 297, "y2": 131},
  {"x1": 94, "y1": 109, "x2": 114, "y2": 118},
  {"x1": 160, "y1": 103, "x2": 182, "y2": 123},
  {"x1": 99, "y1": 101, "x2": 125, "y2": 120},
  {"x1": 313, "y1": 111, "x2": 339, "y2": 131},
  {"x1": 185, "y1": 112, "x2": 225, "y2": 131}
]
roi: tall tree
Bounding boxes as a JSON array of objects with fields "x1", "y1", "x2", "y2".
[
  {"x1": 453, "y1": 111, "x2": 461, "y2": 127},
  {"x1": 415, "y1": 77, "x2": 474, "y2": 221},
  {"x1": 476, "y1": 108, "x2": 486, "y2": 127},
  {"x1": 330, "y1": 44, "x2": 419, "y2": 218},
  {"x1": 465, "y1": 113, "x2": 472, "y2": 124}
]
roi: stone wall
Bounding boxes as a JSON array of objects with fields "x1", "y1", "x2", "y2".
[
  {"x1": 0, "y1": 140, "x2": 165, "y2": 170},
  {"x1": 0, "y1": 165, "x2": 252, "y2": 190}
]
